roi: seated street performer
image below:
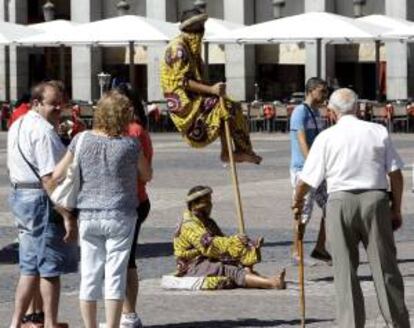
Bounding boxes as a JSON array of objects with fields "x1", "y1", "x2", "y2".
[
  {"x1": 160, "y1": 8, "x2": 262, "y2": 164},
  {"x1": 173, "y1": 186, "x2": 286, "y2": 290}
]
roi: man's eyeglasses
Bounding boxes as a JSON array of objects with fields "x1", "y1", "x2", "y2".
[{"x1": 41, "y1": 100, "x2": 63, "y2": 110}]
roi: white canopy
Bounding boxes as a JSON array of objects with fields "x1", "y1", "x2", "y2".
[
  {"x1": 127, "y1": 18, "x2": 245, "y2": 64},
  {"x1": 16, "y1": 19, "x2": 80, "y2": 46},
  {"x1": 30, "y1": 19, "x2": 80, "y2": 32},
  {"x1": 18, "y1": 15, "x2": 179, "y2": 46},
  {"x1": 205, "y1": 12, "x2": 390, "y2": 44},
  {"x1": 0, "y1": 21, "x2": 40, "y2": 45},
  {"x1": 203, "y1": 18, "x2": 244, "y2": 39},
  {"x1": 203, "y1": 18, "x2": 244, "y2": 65},
  {"x1": 357, "y1": 15, "x2": 414, "y2": 40},
  {"x1": 382, "y1": 24, "x2": 414, "y2": 39},
  {"x1": 357, "y1": 14, "x2": 414, "y2": 30}
]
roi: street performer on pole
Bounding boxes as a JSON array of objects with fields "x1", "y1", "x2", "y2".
[{"x1": 160, "y1": 8, "x2": 262, "y2": 165}]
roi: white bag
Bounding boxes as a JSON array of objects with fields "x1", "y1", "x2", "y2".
[
  {"x1": 161, "y1": 275, "x2": 205, "y2": 290},
  {"x1": 50, "y1": 131, "x2": 87, "y2": 209}
]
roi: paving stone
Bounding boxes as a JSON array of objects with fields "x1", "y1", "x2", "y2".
[{"x1": 0, "y1": 132, "x2": 413, "y2": 327}]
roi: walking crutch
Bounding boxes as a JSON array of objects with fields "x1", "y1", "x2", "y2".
[
  {"x1": 296, "y1": 214, "x2": 306, "y2": 327},
  {"x1": 221, "y1": 97, "x2": 245, "y2": 234}
]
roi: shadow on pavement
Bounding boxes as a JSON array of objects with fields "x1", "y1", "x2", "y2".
[
  {"x1": 0, "y1": 242, "x2": 18, "y2": 263},
  {"x1": 134, "y1": 240, "x2": 317, "y2": 259},
  {"x1": 397, "y1": 258, "x2": 414, "y2": 264},
  {"x1": 358, "y1": 258, "x2": 414, "y2": 266},
  {"x1": 311, "y1": 272, "x2": 414, "y2": 283},
  {"x1": 401, "y1": 273, "x2": 414, "y2": 278},
  {"x1": 310, "y1": 274, "x2": 375, "y2": 283},
  {"x1": 263, "y1": 240, "x2": 314, "y2": 247},
  {"x1": 146, "y1": 318, "x2": 333, "y2": 327},
  {"x1": 136, "y1": 242, "x2": 173, "y2": 259},
  {"x1": 0, "y1": 242, "x2": 82, "y2": 264}
]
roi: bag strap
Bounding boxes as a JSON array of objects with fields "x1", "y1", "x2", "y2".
[
  {"x1": 17, "y1": 118, "x2": 42, "y2": 182},
  {"x1": 72, "y1": 131, "x2": 88, "y2": 163},
  {"x1": 302, "y1": 103, "x2": 320, "y2": 134}
]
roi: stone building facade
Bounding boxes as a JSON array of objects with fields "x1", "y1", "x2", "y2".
[{"x1": 0, "y1": 0, "x2": 413, "y2": 102}]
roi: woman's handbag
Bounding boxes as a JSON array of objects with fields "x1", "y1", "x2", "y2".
[{"x1": 50, "y1": 131, "x2": 87, "y2": 209}]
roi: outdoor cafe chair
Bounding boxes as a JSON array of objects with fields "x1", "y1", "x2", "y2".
[
  {"x1": 389, "y1": 101, "x2": 409, "y2": 133},
  {"x1": 273, "y1": 102, "x2": 290, "y2": 132},
  {"x1": 248, "y1": 101, "x2": 265, "y2": 132},
  {"x1": 371, "y1": 103, "x2": 392, "y2": 131}
]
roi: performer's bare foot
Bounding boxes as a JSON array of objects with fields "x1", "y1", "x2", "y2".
[
  {"x1": 244, "y1": 267, "x2": 286, "y2": 289},
  {"x1": 220, "y1": 152, "x2": 262, "y2": 165},
  {"x1": 271, "y1": 268, "x2": 286, "y2": 289}
]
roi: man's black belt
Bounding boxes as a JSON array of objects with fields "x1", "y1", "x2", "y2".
[
  {"x1": 11, "y1": 182, "x2": 43, "y2": 189},
  {"x1": 341, "y1": 189, "x2": 387, "y2": 194}
]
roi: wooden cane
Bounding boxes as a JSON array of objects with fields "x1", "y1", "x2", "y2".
[
  {"x1": 221, "y1": 97, "x2": 245, "y2": 234},
  {"x1": 296, "y1": 216, "x2": 306, "y2": 327}
]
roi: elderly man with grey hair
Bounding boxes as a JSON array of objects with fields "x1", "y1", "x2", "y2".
[{"x1": 292, "y1": 88, "x2": 410, "y2": 328}]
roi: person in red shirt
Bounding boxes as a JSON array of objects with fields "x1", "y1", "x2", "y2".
[
  {"x1": 70, "y1": 104, "x2": 87, "y2": 138},
  {"x1": 7, "y1": 93, "x2": 31, "y2": 128},
  {"x1": 117, "y1": 84, "x2": 153, "y2": 327}
]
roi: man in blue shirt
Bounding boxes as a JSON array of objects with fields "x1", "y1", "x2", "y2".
[{"x1": 290, "y1": 77, "x2": 331, "y2": 265}]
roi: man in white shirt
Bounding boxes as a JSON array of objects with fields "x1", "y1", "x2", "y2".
[
  {"x1": 7, "y1": 81, "x2": 77, "y2": 328},
  {"x1": 292, "y1": 88, "x2": 410, "y2": 328}
]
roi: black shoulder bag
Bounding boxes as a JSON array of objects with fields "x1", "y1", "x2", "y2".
[
  {"x1": 17, "y1": 118, "x2": 42, "y2": 183},
  {"x1": 302, "y1": 103, "x2": 320, "y2": 135}
]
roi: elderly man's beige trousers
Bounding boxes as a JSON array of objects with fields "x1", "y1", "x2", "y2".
[{"x1": 326, "y1": 190, "x2": 410, "y2": 328}]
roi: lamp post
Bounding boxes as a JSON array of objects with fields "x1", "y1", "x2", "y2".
[
  {"x1": 254, "y1": 82, "x2": 260, "y2": 101},
  {"x1": 116, "y1": 1, "x2": 134, "y2": 90},
  {"x1": 272, "y1": 0, "x2": 285, "y2": 19},
  {"x1": 42, "y1": 0, "x2": 55, "y2": 22},
  {"x1": 42, "y1": 1, "x2": 65, "y2": 84},
  {"x1": 194, "y1": 0, "x2": 207, "y2": 13},
  {"x1": 353, "y1": 0, "x2": 366, "y2": 18},
  {"x1": 3, "y1": 0, "x2": 10, "y2": 102},
  {"x1": 116, "y1": 0, "x2": 130, "y2": 16},
  {"x1": 97, "y1": 72, "x2": 111, "y2": 98}
]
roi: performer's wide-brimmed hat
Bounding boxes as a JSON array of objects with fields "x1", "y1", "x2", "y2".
[
  {"x1": 186, "y1": 186, "x2": 213, "y2": 203},
  {"x1": 179, "y1": 9, "x2": 208, "y2": 31}
]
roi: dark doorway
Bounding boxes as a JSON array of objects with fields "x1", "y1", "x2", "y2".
[
  {"x1": 336, "y1": 62, "x2": 376, "y2": 100},
  {"x1": 105, "y1": 64, "x2": 148, "y2": 101},
  {"x1": 29, "y1": 53, "x2": 46, "y2": 87},
  {"x1": 257, "y1": 64, "x2": 305, "y2": 101},
  {"x1": 207, "y1": 64, "x2": 225, "y2": 84},
  {"x1": 28, "y1": 47, "x2": 72, "y2": 97}
]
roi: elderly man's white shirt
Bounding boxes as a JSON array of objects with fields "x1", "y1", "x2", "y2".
[
  {"x1": 300, "y1": 115, "x2": 403, "y2": 193},
  {"x1": 7, "y1": 110, "x2": 65, "y2": 184}
]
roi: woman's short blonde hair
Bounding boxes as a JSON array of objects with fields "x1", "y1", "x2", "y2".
[{"x1": 93, "y1": 90, "x2": 131, "y2": 137}]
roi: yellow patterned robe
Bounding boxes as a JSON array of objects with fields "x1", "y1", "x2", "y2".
[
  {"x1": 160, "y1": 32, "x2": 254, "y2": 153},
  {"x1": 173, "y1": 210, "x2": 261, "y2": 290}
]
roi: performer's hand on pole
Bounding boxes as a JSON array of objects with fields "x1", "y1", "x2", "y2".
[
  {"x1": 187, "y1": 80, "x2": 226, "y2": 97},
  {"x1": 236, "y1": 233, "x2": 249, "y2": 245},
  {"x1": 211, "y1": 82, "x2": 226, "y2": 97}
]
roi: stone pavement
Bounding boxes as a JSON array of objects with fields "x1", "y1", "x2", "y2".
[{"x1": 0, "y1": 132, "x2": 413, "y2": 328}]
